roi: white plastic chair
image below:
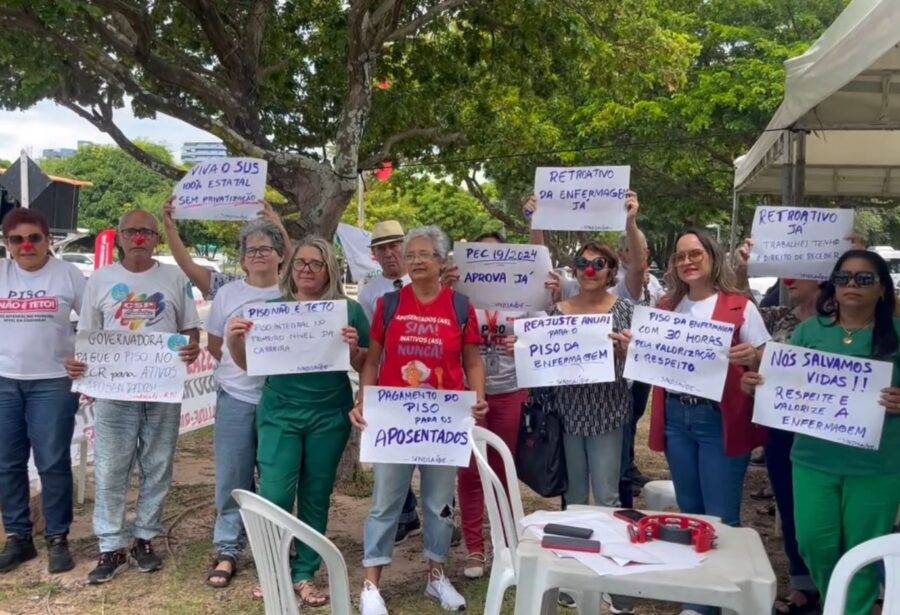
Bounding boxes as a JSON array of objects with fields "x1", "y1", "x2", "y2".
[
  {"x1": 471, "y1": 426, "x2": 601, "y2": 615},
  {"x1": 822, "y1": 533, "x2": 900, "y2": 615},
  {"x1": 232, "y1": 489, "x2": 351, "y2": 615}
]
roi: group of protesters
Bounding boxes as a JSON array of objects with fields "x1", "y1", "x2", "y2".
[{"x1": 0, "y1": 191, "x2": 897, "y2": 615}]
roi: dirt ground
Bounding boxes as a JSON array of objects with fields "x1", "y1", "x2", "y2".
[{"x1": 0, "y1": 416, "x2": 786, "y2": 615}]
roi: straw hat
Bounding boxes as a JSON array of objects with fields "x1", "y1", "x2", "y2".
[{"x1": 369, "y1": 220, "x2": 405, "y2": 247}]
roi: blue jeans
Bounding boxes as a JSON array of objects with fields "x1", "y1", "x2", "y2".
[
  {"x1": 664, "y1": 397, "x2": 750, "y2": 615},
  {"x1": 363, "y1": 463, "x2": 456, "y2": 567},
  {"x1": 765, "y1": 428, "x2": 815, "y2": 593},
  {"x1": 563, "y1": 428, "x2": 623, "y2": 507},
  {"x1": 213, "y1": 390, "x2": 256, "y2": 559},
  {"x1": 92, "y1": 399, "x2": 181, "y2": 552},
  {"x1": 0, "y1": 376, "x2": 78, "y2": 538}
]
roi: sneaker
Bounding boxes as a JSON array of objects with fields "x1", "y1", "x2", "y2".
[
  {"x1": 463, "y1": 553, "x2": 485, "y2": 579},
  {"x1": 360, "y1": 580, "x2": 388, "y2": 615},
  {"x1": 679, "y1": 611, "x2": 704, "y2": 615},
  {"x1": 603, "y1": 593, "x2": 636, "y2": 614},
  {"x1": 130, "y1": 538, "x2": 162, "y2": 572},
  {"x1": 425, "y1": 568, "x2": 466, "y2": 611},
  {"x1": 87, "y1": 551, "x2": 128, "y2": 584},
  {"x1": 558, "y1": 592, "x2": 576, "y2": 608},
  {"x1": 46, "y1": 535, "x2": 75, "y2": 574},
  {"x1": 0, "y1": 534, "x2": 37, "y2": 573},
  {"x1": 394, "y1": 517, "x2": 422, "y2": 545}
]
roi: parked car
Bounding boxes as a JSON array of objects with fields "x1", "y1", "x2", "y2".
[{"x1": 59, "y1": 252, "x2": 95, "y2": 276}]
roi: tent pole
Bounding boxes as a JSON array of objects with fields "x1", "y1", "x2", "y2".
[
  {"x1": 792, "y1": 131, "x2": 806, "y2": 205},
  {"x1": 728, "y1": 188, "x2": 740, "y2": 253},
  {"x1": 781, "y1": 131, "x2": 794, "y2": 206}
]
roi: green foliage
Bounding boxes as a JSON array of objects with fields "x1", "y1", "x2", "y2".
[{"x1": 342, "y1": 170, "x2": 503, "y2": 243}]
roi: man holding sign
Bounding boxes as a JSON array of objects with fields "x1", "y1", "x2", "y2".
[
  {"x1": 349, "y1": 226, "x2": 486, "y2": 615},
  {"x1": 65, "y1": 210, "x2": 201, "y2": 585},
  {"x1": 741, "y1": 250, "x2": 900, "y2": 615}
]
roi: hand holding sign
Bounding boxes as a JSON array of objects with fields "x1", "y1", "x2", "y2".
[{"x1": 173, "y1": 157, "x2": 267, "y2": 221}]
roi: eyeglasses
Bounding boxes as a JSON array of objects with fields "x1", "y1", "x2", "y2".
[
  {"x1": 574, "y1": 256, "x2": 608, "y2": 271},
  {"x1": 120, "y1": 228, "x2": 159, "y2": 239},
  {"x1": 6, "y1": 233, "x2": 45, "y2": 245},
  {"x1": 292, "y1": 258, "x2": 326, "y2": 272},
  {"x1": 245, "y1": 246, "x2": 276, "y2": 258},
  {"x1": 831, "y1": 270, "x2": 877, "y2": 288},
  {"x1": 404, "y1": 251, "x2": 439, "y2": 263},
  {"x1": 674, "y1": 249, "x2": 706, "y2": 265}
]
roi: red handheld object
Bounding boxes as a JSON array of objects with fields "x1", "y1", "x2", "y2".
[{"x1": 627, "y1": 514, "x2": 717, "y2": 553}]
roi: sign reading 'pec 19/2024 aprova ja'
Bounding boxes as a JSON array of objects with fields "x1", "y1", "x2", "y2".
[
  {"x1": 244, "y1": 300, "x2": 350, "y2": 376},
  {"x1": 452, "y1": 242, "x2": 553, "y2": 312},
  {"x1": 753, "y1": 342, "x2": 892, "y2": 450},
  {"x1": 532, "y1": 166, "x2": 630, "y2": 232},
  {"x1": 623, "y1": 306, "x2": 734, "y2": 402},
  {"x1": 360, "y1": 387, "x2": 476, "y2": 467}
]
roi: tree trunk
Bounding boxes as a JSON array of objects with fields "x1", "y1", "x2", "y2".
[{"x1": 267, "y1": 159, "x2": 357, "y2": 240}]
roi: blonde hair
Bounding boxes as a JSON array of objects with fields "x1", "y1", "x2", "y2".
[
  {"x1": 280, "y1": 235, "x2": 346, "y2": 301},
  {"x1": 661, "y1": 228, "x2": 745, "y2": 308}
]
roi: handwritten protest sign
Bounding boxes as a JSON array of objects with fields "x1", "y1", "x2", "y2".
[
  {"x1": 453, "y1": 242, "x2": 552, "y2": 311},
  {"x1": 623, "y1": 306, "x2": 734, "y2": 401},
  {"x1": 245, "y1": 300, "x2": 350, "y2": 376},
  {"x1": 72, "y1": 330, "x2": 189, "y2": 402},
  {"x1": 360, "y1": 387, "x2": 476, "y2": 466},
  {"x1": 748, "y1": 206, "x2": 854, "y2": 280},
  {"x1": 513, "y1": 314, "x2": 615, "y2": 387},
  {"x1": 753, "y1": 342, "x2": 891, "y2": 450},
  {"x1": 532, "y1": 166, "x2": 630, "y2": 231},
  {"x1": 173, "y1": 157, "x2": 267, "y2": 221}
]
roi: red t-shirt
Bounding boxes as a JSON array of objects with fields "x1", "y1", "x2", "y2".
[{"x1": 370, "y1": 286, "x2": 480, "y2": 390}]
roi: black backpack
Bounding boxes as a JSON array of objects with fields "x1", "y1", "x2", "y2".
[{"x1": 516, "y1": 389, "x2": 568, "y2": 497}]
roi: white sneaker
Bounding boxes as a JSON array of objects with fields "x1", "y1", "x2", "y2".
[
  {"x1": 360, "y1": 580, "x2": 388, "y2": 615},
  {"x1": 425, "y1": 568, "x2": 467, "y2": 611},
  {"x1": 678, "y1": 611, "x2": 704, "y2": 615}
]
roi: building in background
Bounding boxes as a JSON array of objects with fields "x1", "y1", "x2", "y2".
[
  {"x1": 181, "y1": 141, "x2": 227, "y2": 164},
  {"x1": 41, "y1": 148, "x2": 77, "y2": 159}
]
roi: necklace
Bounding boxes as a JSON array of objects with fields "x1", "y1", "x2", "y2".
[{"x1": 839, "y1": 318, "x2": 874, "y2": 345}]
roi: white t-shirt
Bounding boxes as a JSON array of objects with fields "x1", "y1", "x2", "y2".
[
  {"x1": 78, "y1": 262, "x2": 201, "y2": 334},
  {"x1": 672, "y1": 294, "x2": 771, "y2": 347},
  {"x1": 0, "y1": 258, "x2": 86, "y2": 379},
  {"x1": 358, "y1": 274, "x2": 411, "y2": 321},
  {"x1": 207, "y1": 279, "x2": 281, "y2": 404}
]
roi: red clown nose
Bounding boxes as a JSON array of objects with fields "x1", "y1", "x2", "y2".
[
  {"x1": 21, "y1": 242, "x2": 34, "y2": 252},
  {"x1": 133, "y1": 235, "x2": 147, "y2": 246},
  {"x1": 584, "y1": 266, "x2": 596, "y2": 277}
]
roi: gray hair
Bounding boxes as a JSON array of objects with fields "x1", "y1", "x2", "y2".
[
  {"x1": 403, "y1": 225, "x2": 450, "y2": 261},
  {"x1": 239, "y1": 219, "x2": 285, "y2": 257},
  {"x1": 618, "y1": 229, "x2": 646, "y2": 252},
  {"x1": 117, "y1": 209, "x2": 158, "y2": 231}
]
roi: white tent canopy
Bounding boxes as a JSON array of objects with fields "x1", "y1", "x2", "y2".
[{"x1": 733, "y1": 0, "x2": 900, "y2": 198}]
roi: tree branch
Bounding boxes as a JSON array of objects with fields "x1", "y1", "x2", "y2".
[
  {"x1": 361, "y1": 128, "x2": 466, "y2": 169},
  {"x1": 463, "y1": 175, "x2": 527, "y2": 235},
  {"x1": 381, "y1": 0, "x2": 470, "y2": 45}
]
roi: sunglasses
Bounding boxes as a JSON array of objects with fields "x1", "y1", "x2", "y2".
[
  {"x1": 7, "y1": 233, "x2": 45, "y2": 245},
  {"x1": 674, "y1": 248, "x2": 706, "y2": 265},
  {"x1": 574, "y1": 256, "x2": 608, "y2": 271},
  {"x1": 831, "y1": 270, "x2": 877, "y2": 288}
]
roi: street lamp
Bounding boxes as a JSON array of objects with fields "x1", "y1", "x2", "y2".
[{"x1": 705, "y1": 223, "x2": 721, "y2": 243}]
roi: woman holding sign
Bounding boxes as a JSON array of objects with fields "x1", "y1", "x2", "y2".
[
  {"x1": 227, "y1": 237, "x2": 369, "y2": 608},
  {"x1": 204, "y1": 219, "x2": 285, "y2": 588},
  {"x1": 741, "y1": 250, "x2": 900, "y2": 615},
  {"x1": 349, "y1": 226, "x2": 487, "y2": 615}
]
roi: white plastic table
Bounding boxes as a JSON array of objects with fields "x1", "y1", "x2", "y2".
[{"x1": 513, "y1": 506, "x2": 777, "y2": 615}]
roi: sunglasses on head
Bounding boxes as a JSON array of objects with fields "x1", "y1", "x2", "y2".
[
  {"x1": 831, "y1": 270, "x2": 877, "y2": 288},
  {"x1": 6, "y1": 233, "x2": 45, "y2": 245},
  {"x1": 574, "y1": 256, "x2": 608, "y2": 271}
]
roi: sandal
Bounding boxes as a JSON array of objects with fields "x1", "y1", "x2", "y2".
[
  {"x1": 294, "y1": 581, "x2": 330, "y2": 608},
  {"x1": 772, "y1": 591, "x2": 820, "y2": 614},
  {"x1": 206, "y1": 555, "x2": 237, "y2": 588}
]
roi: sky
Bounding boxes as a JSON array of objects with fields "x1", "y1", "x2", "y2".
[{"x1": 0, "y1": 99, "x2": 217, "y2": 164}]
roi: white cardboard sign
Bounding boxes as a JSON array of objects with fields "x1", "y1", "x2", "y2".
[
  {"x1": 453, "y1": 242, "x2": 552, "y2": 311},
  {"x1": 245, "y1": 300, "x2": 350, "y2": 376},
  {"x1": 359, "y1": 387, "x2": 476, "y2": 466},
  {"x1": 748, "y1": 206, "x2": 854, "y2": 280},
  {"x1": 72, "y1": 330, "x2": 189, "y2": 402},
  {"x1": 532, "y1": 166, "x2": 630, "y2": 231},
  {"x1": 753, "y1": 342, "x2": 891, "y2": 450},
  {"x1": 173, "y1": 157, "x2": 267, "y2": 221},
  {"x1": 623, "y1": 306, "x2": 734, "y2": 402},
  {"x1": 514, "y1": 314, "x2": 615, "y2": 387}
]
